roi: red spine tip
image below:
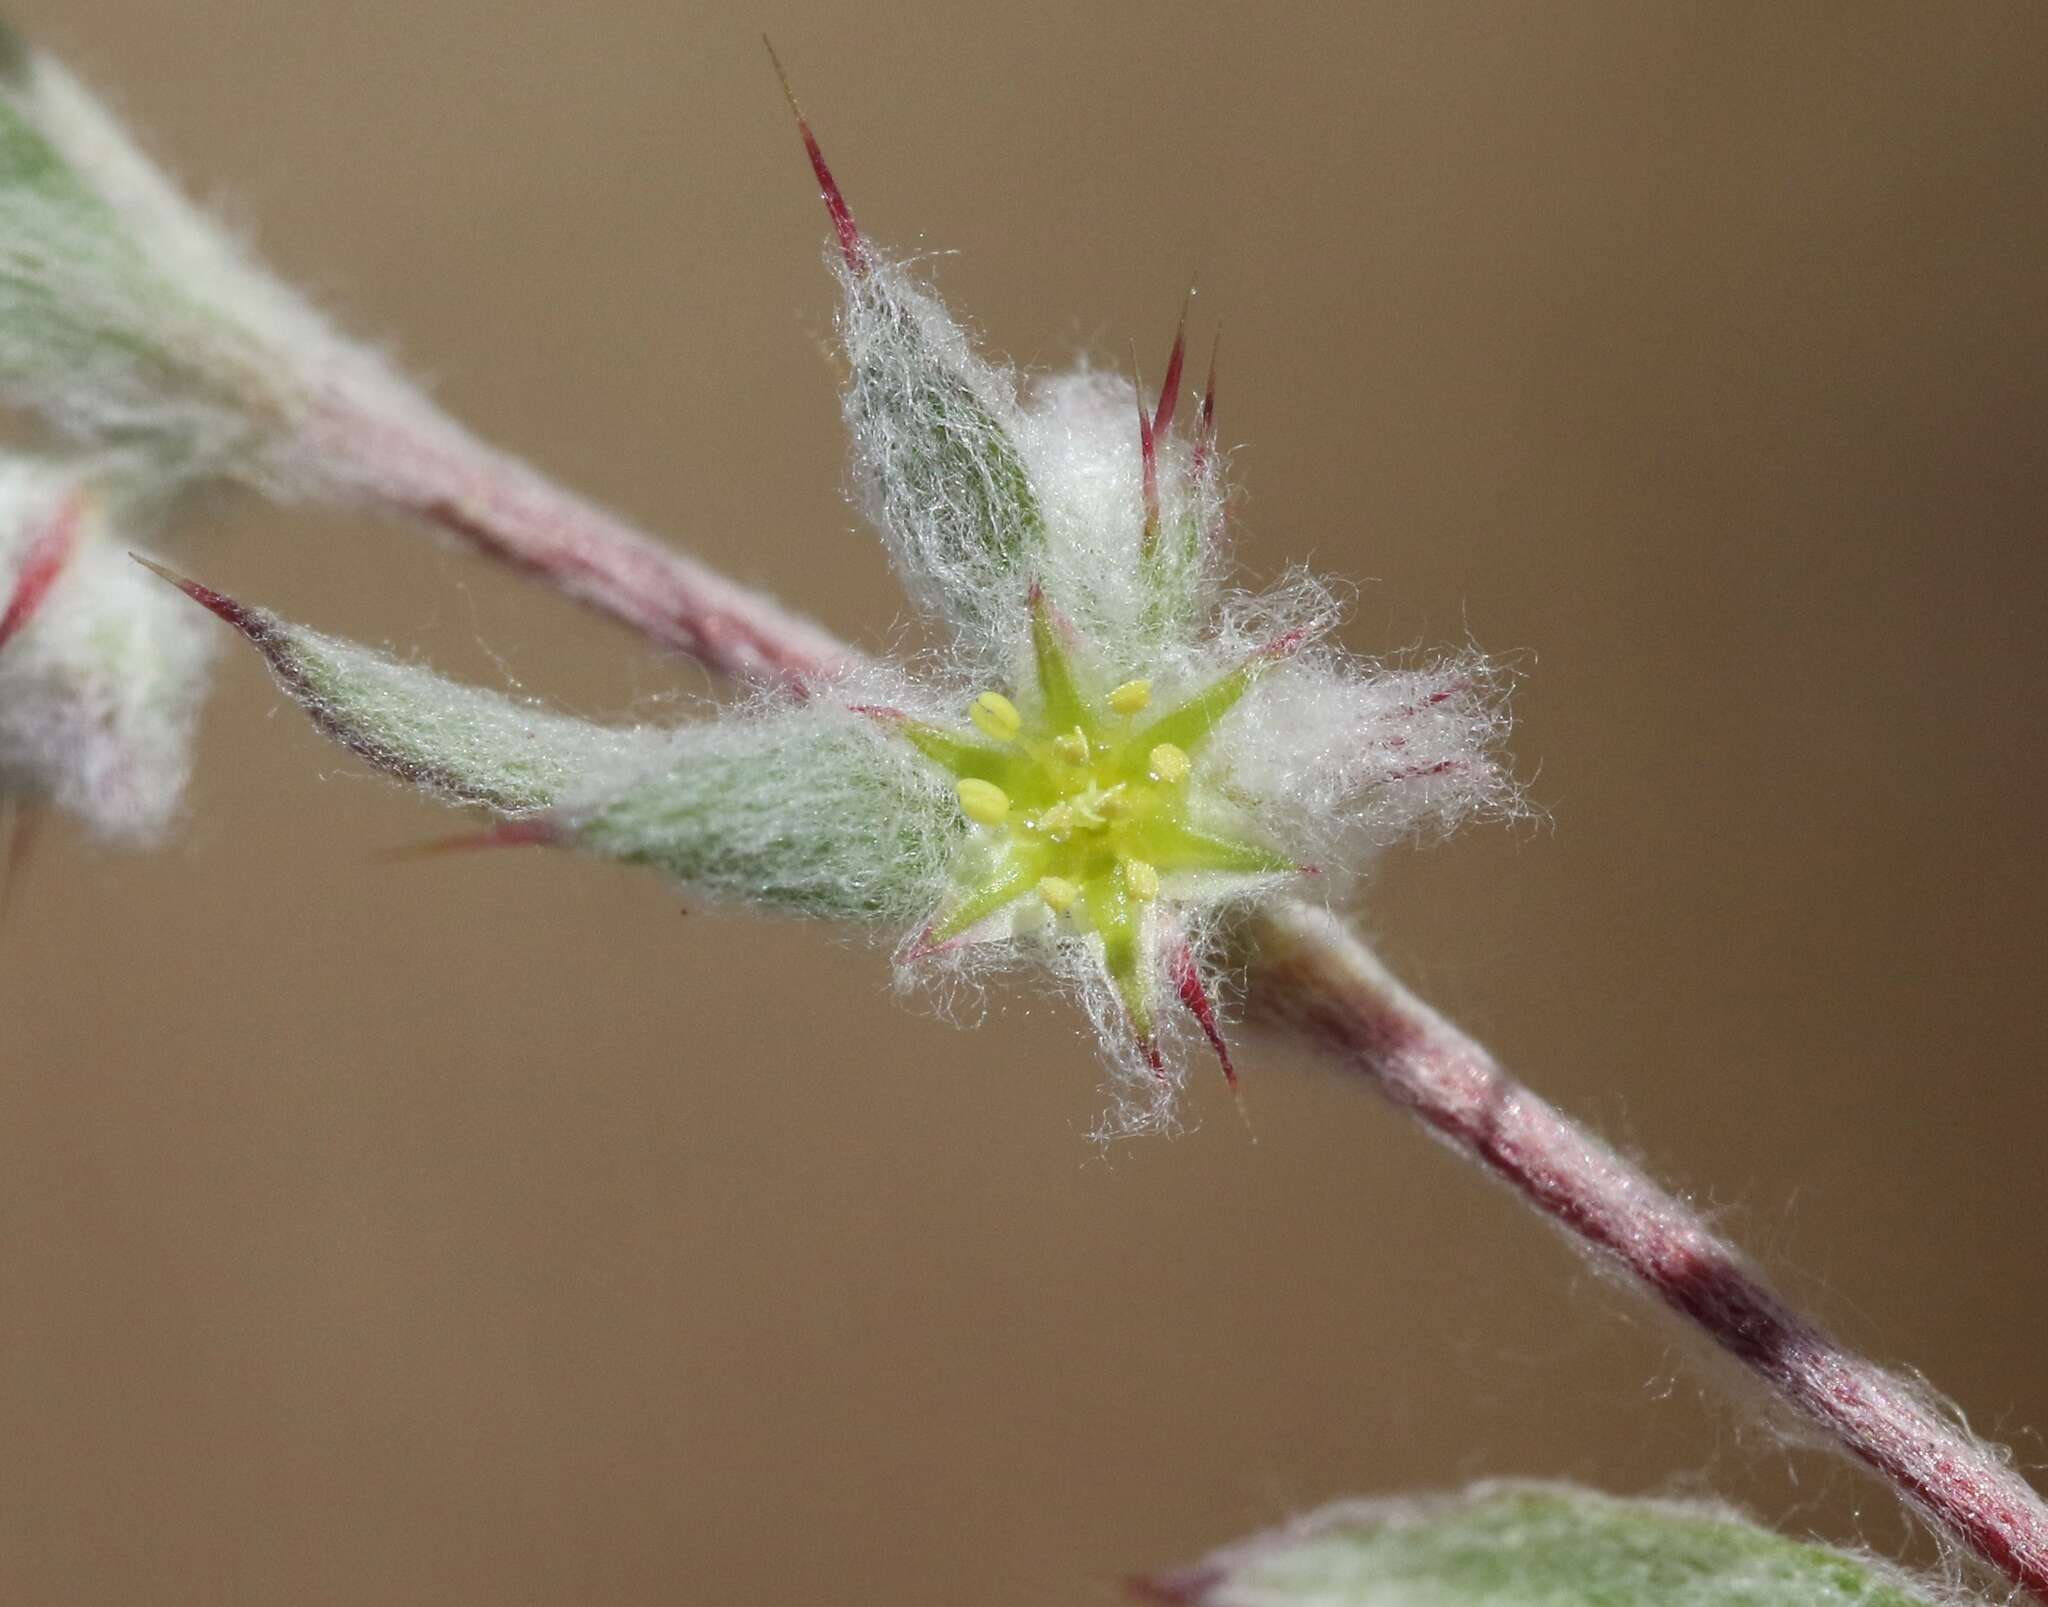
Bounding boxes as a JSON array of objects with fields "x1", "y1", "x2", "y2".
[
  {"x1": 1172, "y1": 942, "x2": 1238, "y2": 1090},
  {"x1": 1192, "y1": 333, "x2": 1220, "y2": 477},
  {"x1": 129, "y1": 553, "x2": 269, "y2": 643},
  {"x1": 1152, "y1": 297, "x2": 1190, "y2": 439},
  {"x1": 764, "y1": 38, "x2": 867, "y2": 274},
  {"x1": 1135, "y1": 373, "x2": 1160, "y2": 550},
  {"x1": 0, "y1": 491, "x2": 85, "y2": 652}
]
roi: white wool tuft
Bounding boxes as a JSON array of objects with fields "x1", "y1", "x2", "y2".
[
  {"x1": 1012, "y1": 365, "x2": 1222, "y2": 657},
  {"x1": 0, "y1": 458, "x2": 214, "y2": 842}
]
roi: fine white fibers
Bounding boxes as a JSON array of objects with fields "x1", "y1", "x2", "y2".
[
  {"x1": 1013, "y1": 366, "x2": 1222, "y2": 652},
  {"x1": 0, "y1": 37, "x2": 432, "y2": 495},
  {"x1": 270, "y1": 623, "x2": 678, "y2": 817},
  {"x1": 575, "y1": 680, "x2": 957, "y2": 922},
  {"x1": 0, "y1": 460, "x2": 214, "y2": 842},
  {"x1": 247, "y1": 622, "x2": 959, "y2": 923},
  {"x1": 1210, "y1": 647, "x2": 1517, "y2": 891},
  {"x1": 836, "y1": 253, "x2": 1042, "y2": 644}
]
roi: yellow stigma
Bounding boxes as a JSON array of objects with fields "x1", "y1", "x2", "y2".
[
  {"x1": 1108, "y1": 679, "x2": 1153, "y2": 715},
  {"x1": 956, "y1": 778, "x2": 1011, "y2": 826},
  {"x1": 1038, "y1": 802, "x2": 1077, "y2": 841},
  {"x1": 1123, "y1": 859, "x2": 1160, "y2": 902},
  {"x1": 1148, "y1": 742, "x2": 1191, "y2": 785},
  {"x1": 1037, "y1": 875, "x2": 1080, "y2": 913},
  {"x1": 1052, "y1": 727, "x2": 1090, "y2": 765},
  {"x1": 969, "y1": 690, "x2": 1022, "y2": 743}
]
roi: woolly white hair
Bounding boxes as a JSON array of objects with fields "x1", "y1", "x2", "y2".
[
  {"x1": 0, "y1": 30, "x2": 442, "y2": 496},
  {"x1": 0, "y1": 457, "x2": 214, "y2": 842},
  {"x1": 203, "y1": 608, "x2": 960, "y2": 924}
]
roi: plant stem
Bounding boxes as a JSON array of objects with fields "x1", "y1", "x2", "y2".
[
  {"x1": 305, "y1": 388, "x2": 851, "y2": 688},
  {"x1": 1248, "y1": 899, "x2": 2048, "y2": 1603}
]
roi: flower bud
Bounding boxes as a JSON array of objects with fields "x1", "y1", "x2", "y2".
[
  {"x1": 770, "y1": 68, "x2": 1046, "y2": 638},
  {"x1": 149, "y1": 567, "x2": 957, "y2": 922},
  {"x1": 0, "y1": 455, "x2": 214, "y2": 842}
]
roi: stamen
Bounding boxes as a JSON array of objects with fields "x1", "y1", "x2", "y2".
[
  {"x1": 1052, "y1": 727, "x2": 1090, "y2": 765},
  {"x1": 1124, "y1": 859, "x2": 1160, "y2": 902},
  {"x1": 1108, "y1": 679, "x2": 1152, "y2": 716},
  {"x1": 1037, "y1": 876, "x2": 1080, "y2": 913},
  {"x1": 1148, "y1": 742, "x2": 1191, "y2": 785},
  {"x1": 956, "y1": 778, "x2": 1010, "y2": 826},
  {"x1": 969, "y1": 689, "x2": 1022, "y2": 742}
]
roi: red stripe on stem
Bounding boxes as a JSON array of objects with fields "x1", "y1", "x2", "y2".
[{"x1": 1251, "y1": 902, "x2": 2048, "y2": 1604}]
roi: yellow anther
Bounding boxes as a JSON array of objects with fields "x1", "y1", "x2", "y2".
[
  {"x1": 969, "y1": 690, "x2": 1022, "y2": 743},
  {"x1": 1123, "y1": 858, "x2": 1160, "y2": 902},
  {"x1": 956, "y1": 778, "x2": 1011, "y2": 826},
  {"x1": 1037, "y1": 876, "x2": 1080, "y2": 913},
  {"x1": 1052, "y1": 726, "x2": 1090, "y2": 765},
  {"x1": 1108, "y1": 679, "x2": 1153, "y2": 716},
  {"x1": 1148, "y1": 742, "x2": 1192, "y2": 785}
]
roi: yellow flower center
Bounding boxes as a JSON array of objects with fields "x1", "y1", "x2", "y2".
[{"x1": 895, "y1": 590, "x2": 1296, "y2": 1037}]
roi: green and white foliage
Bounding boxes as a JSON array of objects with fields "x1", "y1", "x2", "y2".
[{"x1": 1139, "y1": 1484, "x2": 1962, "y2": 1607}]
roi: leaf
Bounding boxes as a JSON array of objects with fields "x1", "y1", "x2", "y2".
[{"x1": 1135, "y1": 1484, "x2": 1962, "y2": 1607}]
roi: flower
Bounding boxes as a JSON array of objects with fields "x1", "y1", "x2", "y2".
[{"x1": 144, "y1": 71, "x2": 1512, "y2": 1133}]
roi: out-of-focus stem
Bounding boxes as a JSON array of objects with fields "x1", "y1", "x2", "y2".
[
  {"x1": 1248, "y1": 899, "x2": 2048, "y2": 1603},
  {"x1": 304, "y1": 388, "x2": 852, "y2": 688}
]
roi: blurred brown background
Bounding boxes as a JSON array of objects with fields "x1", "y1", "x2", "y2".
[{"x1": 3, "y1": 3, "x2": 2045, "y2": 1602}]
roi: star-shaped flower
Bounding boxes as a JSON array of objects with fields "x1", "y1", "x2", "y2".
[{"x1": 135, "y1": 62, "x2": 1513, "y2": 1133}]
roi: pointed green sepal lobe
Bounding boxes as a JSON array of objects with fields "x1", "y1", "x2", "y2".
[
  {"x1": 1028, "y1": 585, "x2": 1087, "y2": 731},
  {"x1": 1122, "y1": 657, "x2": 1258, "y2": 761},
  {"x1": 928, "y1": 844, "x2": 1043, "y2": 944},
  {"x1": 895, "y1": 718, "x2": 1015, "y2": 787},
  {"x1": 1094, "y1": 871, "x2": 1153, "y2": 1040},
  {"x1": 1145, "y1": 818, "x2": 1298, "y2": 879}
]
